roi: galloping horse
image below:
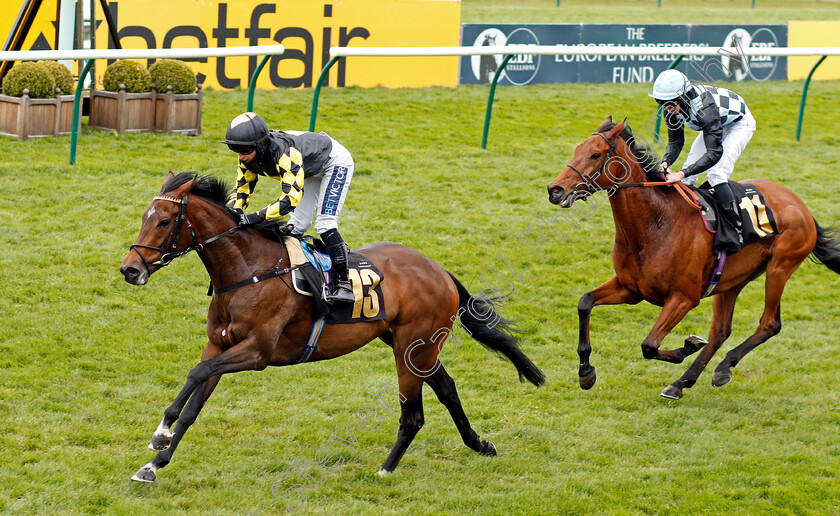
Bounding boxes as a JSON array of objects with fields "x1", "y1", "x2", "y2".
[
  {"x1": 547, "y1": 117, "x2": 840, "y2": 399},
  {"x1": 120, "y1": 172, "x2": 544, "y2": 482}
]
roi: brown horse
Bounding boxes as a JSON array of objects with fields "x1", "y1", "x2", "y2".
[
  {"x1": 547, "y1": 117, "x2": 840, "y2": 400},
  {"x1": 120, "y1": 172, "x2": 544, "y2": 482}
]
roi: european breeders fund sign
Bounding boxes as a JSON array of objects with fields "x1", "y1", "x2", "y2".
[{"x1": 460, "y1": 24, "x2": 787, "y2": 86}]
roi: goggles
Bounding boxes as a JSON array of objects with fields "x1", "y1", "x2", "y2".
[{"x1": 227, "y1": 143, "x2": 256, "y2": 154}]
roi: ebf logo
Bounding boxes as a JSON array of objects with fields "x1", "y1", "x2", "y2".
[
  {"x1": 470, "y1": 28, "x2": 540, "y2": 85},
  {"x1": 720, "y1": 27, "x2": 779, "y2": 82}
]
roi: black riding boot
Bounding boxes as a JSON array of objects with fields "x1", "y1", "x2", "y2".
[
  {"x1": 320, "y1": 229, "x2": 355, "y2": 304},
  {"x1": 714, "y1": 182, "x2": 743, "y2": 245}
]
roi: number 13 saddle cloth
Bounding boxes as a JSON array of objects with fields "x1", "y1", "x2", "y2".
[{"x1": 284, "y1": 236, "x2": 387, "y2": 325}]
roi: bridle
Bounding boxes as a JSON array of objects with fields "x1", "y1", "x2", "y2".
[
  {"x1": 128, "y1": 194, "x2": 242, "y2": 276},
  {"x1": 563, "y1": 131, "x2": 701, "y2": 210},
  {"x1": 566, "y1": 131, "x2": 617, "y2": 189},
  {"x1": 128, "y1": 193, "x2": 293, "y2": 294}
]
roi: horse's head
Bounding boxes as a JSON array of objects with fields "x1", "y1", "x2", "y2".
[
  {"x1": 120, "y1": 172, "x2": 197, "y2": 285},
  {"x1": 547, "y1": 117, "x2": 629, "y2": 207}
]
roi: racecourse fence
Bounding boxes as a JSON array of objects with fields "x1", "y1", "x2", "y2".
[
  {"x1": 0, "y1": 45, "x2": 285, "y2": 164},
  {"x1": 311, "y1": 45, "x2": 840, "y2": 148}
]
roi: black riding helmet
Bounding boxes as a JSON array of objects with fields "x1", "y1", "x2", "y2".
[{"x1": 221, "y1": 112, "x2": 270, "y2": 155}]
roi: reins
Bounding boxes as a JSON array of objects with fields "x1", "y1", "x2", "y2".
[
  {"x1": 568, "y1": 130, "x2": 702, "y2": 212},
  {"x1": 129, "y1": 194, "x2": 293, "y2": 294},
  {"x1": 615, "y1": 180, "x2": 702, "y2": 211}
]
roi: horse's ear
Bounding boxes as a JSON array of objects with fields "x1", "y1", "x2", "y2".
[
  {"x1": 597, "y1": 116, "x2": 613, "y2": 132},
  {"x1": 164, "y1": 171, "x2": 175, "y2": 182},
  {"x1": 174, "y1": 176, "x2": 196, "y2": 196},
  {"x1": 613, "y1": 118, "x2": 628, "y2": 135},
  {"x1": 603, "y1": 118, "x2": 626, "y2": 141}
]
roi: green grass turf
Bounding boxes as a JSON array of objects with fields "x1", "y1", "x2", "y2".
[
  {"x1": 3, "y1": 1, "x2": 840, "y2": 514},
  {"x1": 2, "y1": 78, "x2": 840, "y2": 515}
]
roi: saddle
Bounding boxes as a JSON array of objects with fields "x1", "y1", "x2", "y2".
[
  {"x1": 692, "y1": 181, "x2": 779, "y2": 255},
  {"x1": 284, "y1": 237, "x2": 387, "y2": 325}
]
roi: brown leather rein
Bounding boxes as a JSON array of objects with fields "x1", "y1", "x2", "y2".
[{"x1": 567, "y1": 131, "x2": 702, "y2": 212}]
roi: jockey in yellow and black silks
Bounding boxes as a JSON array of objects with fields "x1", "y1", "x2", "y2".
[{"x1": 222, "y1": 112, "x2": 355, "y2": 304}]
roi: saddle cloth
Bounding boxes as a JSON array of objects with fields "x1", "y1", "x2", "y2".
[
  {"x1": 693, "y1": 181, "x2": 779, "y2": 254},
  {"x1": 284, "y1": 237, "x2": 387, "y2": 325}
]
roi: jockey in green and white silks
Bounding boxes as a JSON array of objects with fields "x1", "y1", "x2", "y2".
[
  {"x1": 650, "y1": 69, "x2": 757, "y2": 243},
  {"x1": 222, "y1": 112, "x2": 356, "y2": 303}
]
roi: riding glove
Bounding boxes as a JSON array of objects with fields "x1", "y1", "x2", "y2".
[{"x1": 238, "y1": 212, "x2": 265, "y2": 226}]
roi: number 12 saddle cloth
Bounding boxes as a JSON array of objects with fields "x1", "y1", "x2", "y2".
[{"x1": 694, "y1": 181, "x2": 779, "y2": 255}]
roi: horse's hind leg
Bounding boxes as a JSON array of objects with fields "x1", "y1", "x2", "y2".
[
  {"x1": 379, "y1": 354, "x2": 426, "y2": 476},
  {"x1": 713, "y1": 269, "x2": 795, "y2": 386},
  {"x1": 712, "y1": 304, "x2": 781, "y2": 387},
  {"x1": 425, "y1": 364, "x2": 496, "y2": 456},
  {"x1": 660, "y1": 286, "x2": 742, "y2": 399}
]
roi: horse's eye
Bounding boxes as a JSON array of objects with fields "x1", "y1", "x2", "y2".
[
  {"x1": 158, "y1": 218, "x2": 171, "y2": 229},
  {"x1": 591, "y1": 153, "x2": 601, "y2": 159}
]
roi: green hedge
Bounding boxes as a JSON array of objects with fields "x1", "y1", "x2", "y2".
[
  {"x1": 102, "y1": 60, "x2": 151, "y2": 93},
  {"x1": 149, "y1": 59, "x2": 197, "y2": 94},
  {"x1": 2, "y1": 62, "x2": 55, "y2": 98},
  {"x1": 37, "y1": 60, "x2": 74, "y2": 95}
]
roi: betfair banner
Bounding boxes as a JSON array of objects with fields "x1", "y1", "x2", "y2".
[
  {"x1": 93, "y1": 0, "x2": 460, "y2": 89},
  {"x1": 2, "y1": 0, "x2": 460, "y2": 89},
  {"x1": 460, "y1": 24, "x2": 787, "y2": 86}
]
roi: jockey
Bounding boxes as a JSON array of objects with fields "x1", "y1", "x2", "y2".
[
  {"x1": 649, "y1": 69, "x2": 756, "y2": 244},
  {"x1": 221, "y1": 112, "x2": 355, "y2": 304}
]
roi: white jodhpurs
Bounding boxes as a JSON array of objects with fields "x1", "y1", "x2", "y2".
[{"x1": 287, "y1": 134, "x2": 354, "y2": 235}]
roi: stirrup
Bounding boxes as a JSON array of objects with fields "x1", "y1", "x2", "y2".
[{"x1": 326, "y1": 281, "x2": 355, "y2": 303}]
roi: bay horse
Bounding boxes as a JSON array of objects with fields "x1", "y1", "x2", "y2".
[
  {"x1": 120, "y1": 172, "x2": 544, "y2": 482},
  {"x1": 547, "y1": 117, "x2": 840, "y2": 400}
]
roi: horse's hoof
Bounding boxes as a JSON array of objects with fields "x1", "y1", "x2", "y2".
[
  {"x1": 660, "y1": 384, "x2": 683, "y2": 400},
  {"x1": 684, "y1": 334, "x2": 708, "y2": 353},
  {"x1": 148, "y1": 433, "x2": 172, "y2": 451},
  {"x1": 712, "y1": 371, "x2": 732, "y2": 387},
  {"x1": 579, "y1": 366, "x2": 597, "y2": 390},
  {"x1": 131, "y1": 466, "x2": 157, "y2": 483},
  {"x1": 377, "y1": 468, "x2": 391, "y2": 477},
  {"x1": 480, "y1": 440, "x2": 497, "y2": 456}
]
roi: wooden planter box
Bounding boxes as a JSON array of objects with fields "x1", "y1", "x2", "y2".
[
  {"x1": 153, "y1": 84, "x2": 203, "y2": 135},
  {"x1": 89, "y1": 84, "x2": 202, "y2": 135},
  {"x1": 89, "y1": 86, "x2": 155, "y2": 133},
  {"x1": 0, "y1": 90, "x2": 78, "y2": 140}
]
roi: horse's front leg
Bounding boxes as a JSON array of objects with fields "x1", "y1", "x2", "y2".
[
  {"x1": 133, "y1": 374, "x2": 221, "y2": 482},
  {"x1": 135, "y1": 340, "x2": 270, "y2": 482},
  {"x1": 577, "y1": 276, "x2": 641, "y2": 390}
]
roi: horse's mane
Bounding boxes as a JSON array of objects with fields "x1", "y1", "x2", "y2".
[
  {"x1": 161, "y1": 172, "x2": 232, "y2": 209},
  {"x1": 161, "y1": 171, "x2": 288, "y2": 243},
  {"x1": 597, "y1": 123, "x2": 665, "y2": 182}
]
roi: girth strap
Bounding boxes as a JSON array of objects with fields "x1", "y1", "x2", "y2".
[
  {"x1": 703, "y1": 251, "x2": 727, "y2": 297},
  {"x1": 296, "y1": 317, "x2": 326, "y2": 364}
]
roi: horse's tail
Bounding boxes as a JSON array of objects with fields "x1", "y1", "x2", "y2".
[
  {"x1": 447, "y1": 273, "x2": 545, "y2": 387},
  {"x1": 810, "y1": 219, "x2": 840, "y2": 274}
]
